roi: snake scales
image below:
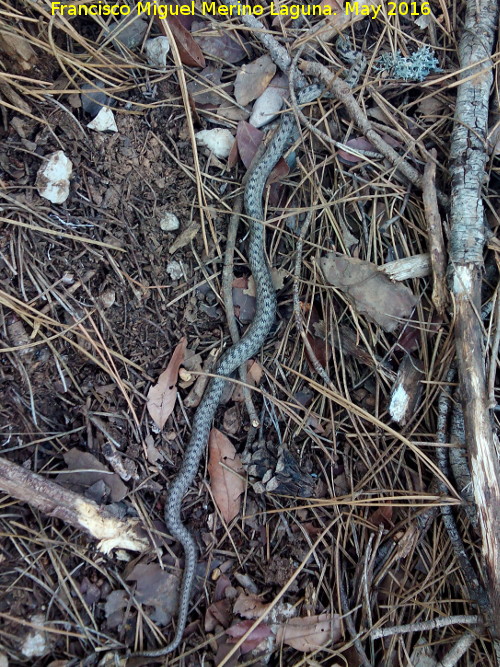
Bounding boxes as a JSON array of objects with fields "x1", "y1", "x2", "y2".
[{"x1": 132, "y1": 84, "x2": 324, "y2": 658}]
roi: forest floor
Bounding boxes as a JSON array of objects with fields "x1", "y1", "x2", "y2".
[{"x1": 0, "y1": 1, "x2": 498, "y2": 665}]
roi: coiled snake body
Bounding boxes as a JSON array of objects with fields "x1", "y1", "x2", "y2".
[{"x1": 134, "y1": 85, "x2": 323, "y2": 658}]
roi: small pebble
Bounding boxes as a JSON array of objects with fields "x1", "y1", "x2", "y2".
[
  {"x1": 195, "y1": 128, "x2": 234, "y2": 158},
  {"x1": 105, "y1": 16, "x2": 148, "y2": 50},
  {"x1": 166, "y1": 260, "x2": 183, "y2": 280},
  {"x1": 36, "y1": 150, "x2": 72, "y2": 204},
  {"x1": 98, "y1": 289, "x2": 116, "y2": 309},
  {"x1": 160, "y1": 211, "x2": 180, "y2": 232},
  {"x1": 87, "y1": 107, "x2": 118, "y2": 133},
  {"x1": 81, "y1": 80, "x2": 110, "y2": 117},
  {"x1": 145, "y1": 36, "x2": 170, "y2": 71}
]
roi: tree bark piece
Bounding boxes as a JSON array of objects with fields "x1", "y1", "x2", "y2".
[
  {"x1": 0, "y1": 456, "x2": 150, "y2": 554},
  {"x1": 448, "y1": 0, "x2": 500, "y2": 637}
]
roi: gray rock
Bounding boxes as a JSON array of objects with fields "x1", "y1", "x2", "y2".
[
  {"x1": 105, "y1": 16, "x2": 148, "y2": 50},
  {"x1": 81, "y1": 80, "x2": 110, "y2": 116}
]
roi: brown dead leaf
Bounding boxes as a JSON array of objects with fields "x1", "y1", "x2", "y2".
[
  {"x1": 235, "y1": 121, "x2": 289, "y2": 190},
  {"x1": 192, "y1": 19, "x2": 248, "y2": 63},
  {"x1": 234, "y1": 55, "x2": 276, "y2": 106},
  {"x1": 208, "y1": 429, "x2": 245, "y2": 523},
  {"x1": 147, "y1": 337, "x2": 187, "y2": 429},
  {"x1": 320, "y1": 254, "x2": 417, "y2": 333},
  {"x1": 226, "y1": 619, "x2": 273, "y2": 653},
  {"x1": 319, "y1": 0, "x2": 349, "y2": 27},
  {"x1": 337, "y1": 134, "x2": 401, "y2": 164},
  {"x1": 222, "y1": 405, "x2": 241, "y2": 435},
  {"x1": 233, "y1": 592, "x2": 270, "y2": 619},
  {"x1": 169, "y1": 220, "x2": 199, "y2": 253},
  {"x1": 55, "y1": 448, "x2": 127, "y2": 502},
  {"x1": 247, "y1": 360, "x2": 263, "y2": 385},
  {"x1": 205, "y1": 598, "x2": 232, "y2": 631},
  {"x1": 0, "y1": 30, "x2": 37, "y2": 70},
  {"x1": 367, "y1": 505, "x2": 393, "y2": 529},
  {"x1": 105, "y1": 590, "x2": 128, "y2": 629},
  {"x1": 236, "y1": 121, "x2": 263, "y2": 169},
  {"x1": 187, "y1": 65, "x2": 224, "y2": 105},
  {"x1": 301, "y1": 303, "x2": 332, "y2": 370},
  {"x1": 127, "y1": 562, "x2": 179, "y2": 625},
  {"x1": 276, "y1": 613, "x2": 342, "y2": 652},
  {"x1": 231, "y1": 360, "x2": 262, "y2": 403},
  {"x1": 417, "y1": 95, "x2": 446, "y2": 118},
  {"x1": 155, "y1": 16, "x2": 205, "y2": 68},
  {"x1": 232, "y1": 276, "x2": 256, "y2": 323}
]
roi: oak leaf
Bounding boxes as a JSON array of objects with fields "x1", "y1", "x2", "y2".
[
  {"x1": 208, "y1": 428, "x2": 245, "y2": 523},
  {"x1": 147, "y1": 338, "x2": 186, "y2": 429}
]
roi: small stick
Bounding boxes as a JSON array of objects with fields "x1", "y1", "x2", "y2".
[
  {"x1": 298, "y1": 60, "x2": 449, "y2": 206},
  {"x1": 221, "y1": 195, "x2": 259, "y2": 427},
  {"x1": 436, "y1": 371, "x2": 490, "y2": 616},
  {"x1": 422, "y1": 149, "x2": 448, "y2": 315},
  {"x1": 437, "y1": 631, "x2": 481, "y2": 667},
  {"x1": 370, "y1": 615, "x2": 480, "y2": 639}
]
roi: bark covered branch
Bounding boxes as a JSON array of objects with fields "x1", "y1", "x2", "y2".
[
  {"x1": 449, "y1": 0, "x2": 500, "y2": 637},
  {"x1": 0, "y1": 456, "x2": 150, "y2": 554}
]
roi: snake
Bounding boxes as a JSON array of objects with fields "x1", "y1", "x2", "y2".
[
  {"x1": 131, "y1": 84, "x2": 324, "y2": 659},
  {"x1": 130, "y1": 34, "x2": 368, "y2": 657}
]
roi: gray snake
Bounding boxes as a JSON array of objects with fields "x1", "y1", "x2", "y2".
[{"x1": 133, "y1": 84, "x2": 323, "y2": 658}]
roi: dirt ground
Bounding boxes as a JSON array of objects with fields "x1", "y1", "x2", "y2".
[{"x1": 0, "y1": 1, "x2": 499, "y2": 666}]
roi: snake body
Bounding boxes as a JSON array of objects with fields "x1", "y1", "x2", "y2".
[{"x1": 134, "y1": 85, "x2": 323, "y2": 659}]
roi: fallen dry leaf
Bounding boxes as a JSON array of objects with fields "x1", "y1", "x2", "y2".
[
  {"x1": 205, "y1": 598, "x2": 232, "y2": 631},
  {"x1": 232, "y1": 360, "x2": 263, "y2": 404},
  {"x1": 226, "y1": 619, "x2": 273, "y2": 653},
  {"x1": 147, "y1": 337, "x2": 187, "y2": 429},
  {"x1": 367, "y1": 505, "x2": 393, "y2": 529},
  {"x1": 208, "y1": 428, "x2": 245, "y2": 523},
  {"x1": 232, "y1": 275, "x2": 256, "y2": 323},
  {"x1": 155, "y1": 16, "x2": 205, "y2": 68},
  {"x1": 301, "y1": 303, "x2": 332, "y2": 371},
  {"x1": 55, "y1": 448, "x2": 127, "y2": 502},
  {"x1": 320, "y1": 254, "x2": 417, "y2": 333},
  {"x1": 187, "y1": 65, "x2": 224, "y2": 105},
  {"x1": 236, "y1": 121, "x2": 263, "y2": 169},
  {"x1": 169, "y1": 220, "x2": 199, "y2": 253},
  {"x1": 276, "y1": 613, "x2": 342, "y2": 652},
  {"x1": 222, "y1": 405, "x2": 241, "y2": 435},
  {"x1": 104, "y1": 590, "x2": 128, "y2": 629},
  {"x1": 233, "y1": 592, "x2": 270, "y2": 619},
  {"x1": 193, "y1": 19, "x2": 248, "y2": 63},
  {"x1": 235, "y1": 121, "x2": 289, "y2": 190},
  {"x1": 337, "y1": 134, "x2": 401, "y2": 164},
  {"x1": 127, "y1": 562, "x2": 179, "y2": 625},
  {"x1": 0, "y1": 30, "x2": 37, "y2": 70},
  {"x1": 234, "y1": 55, "x2": 276, "y2": 106}
]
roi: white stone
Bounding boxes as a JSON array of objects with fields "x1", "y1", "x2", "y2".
[
  {"x1": 166, "y1": 260, "x2": 184, "y2": 280},
  {"x1": 160, "y1": 211, "x2": 180, "y2": 232},
  {"x1": 388, "y1": 385, "x2": 409, "y2": 424},
  {"x1": 21, "y1": 614, "x2": 49, "y2": 658},
  {"x1": 195, "y1": 128, "x2": 234, "y2": 158},
  {"x1": 36, "y1": 150, "x2": 72, "y2": 204},
  {"x1": 145, "y1": 36, "x2": 170, "y2": 71},
  {"x1": 249, "y1": 87, "x2": 284, "y2": 128},
  {"x1": 87, "y1": 107, "x2": 118, "y2": 133}
]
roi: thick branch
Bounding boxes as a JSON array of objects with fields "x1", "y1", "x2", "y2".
[
  {"x1": 0, "y1": 456, "x2": 150, "y2": 554},
  {"x1": 449, "y1": 0, "x2": 500, "y2": 637}
]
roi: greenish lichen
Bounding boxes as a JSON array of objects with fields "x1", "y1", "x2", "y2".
[{"x1": 375, "y1": 46, "x2": 441, "y2": 82}]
